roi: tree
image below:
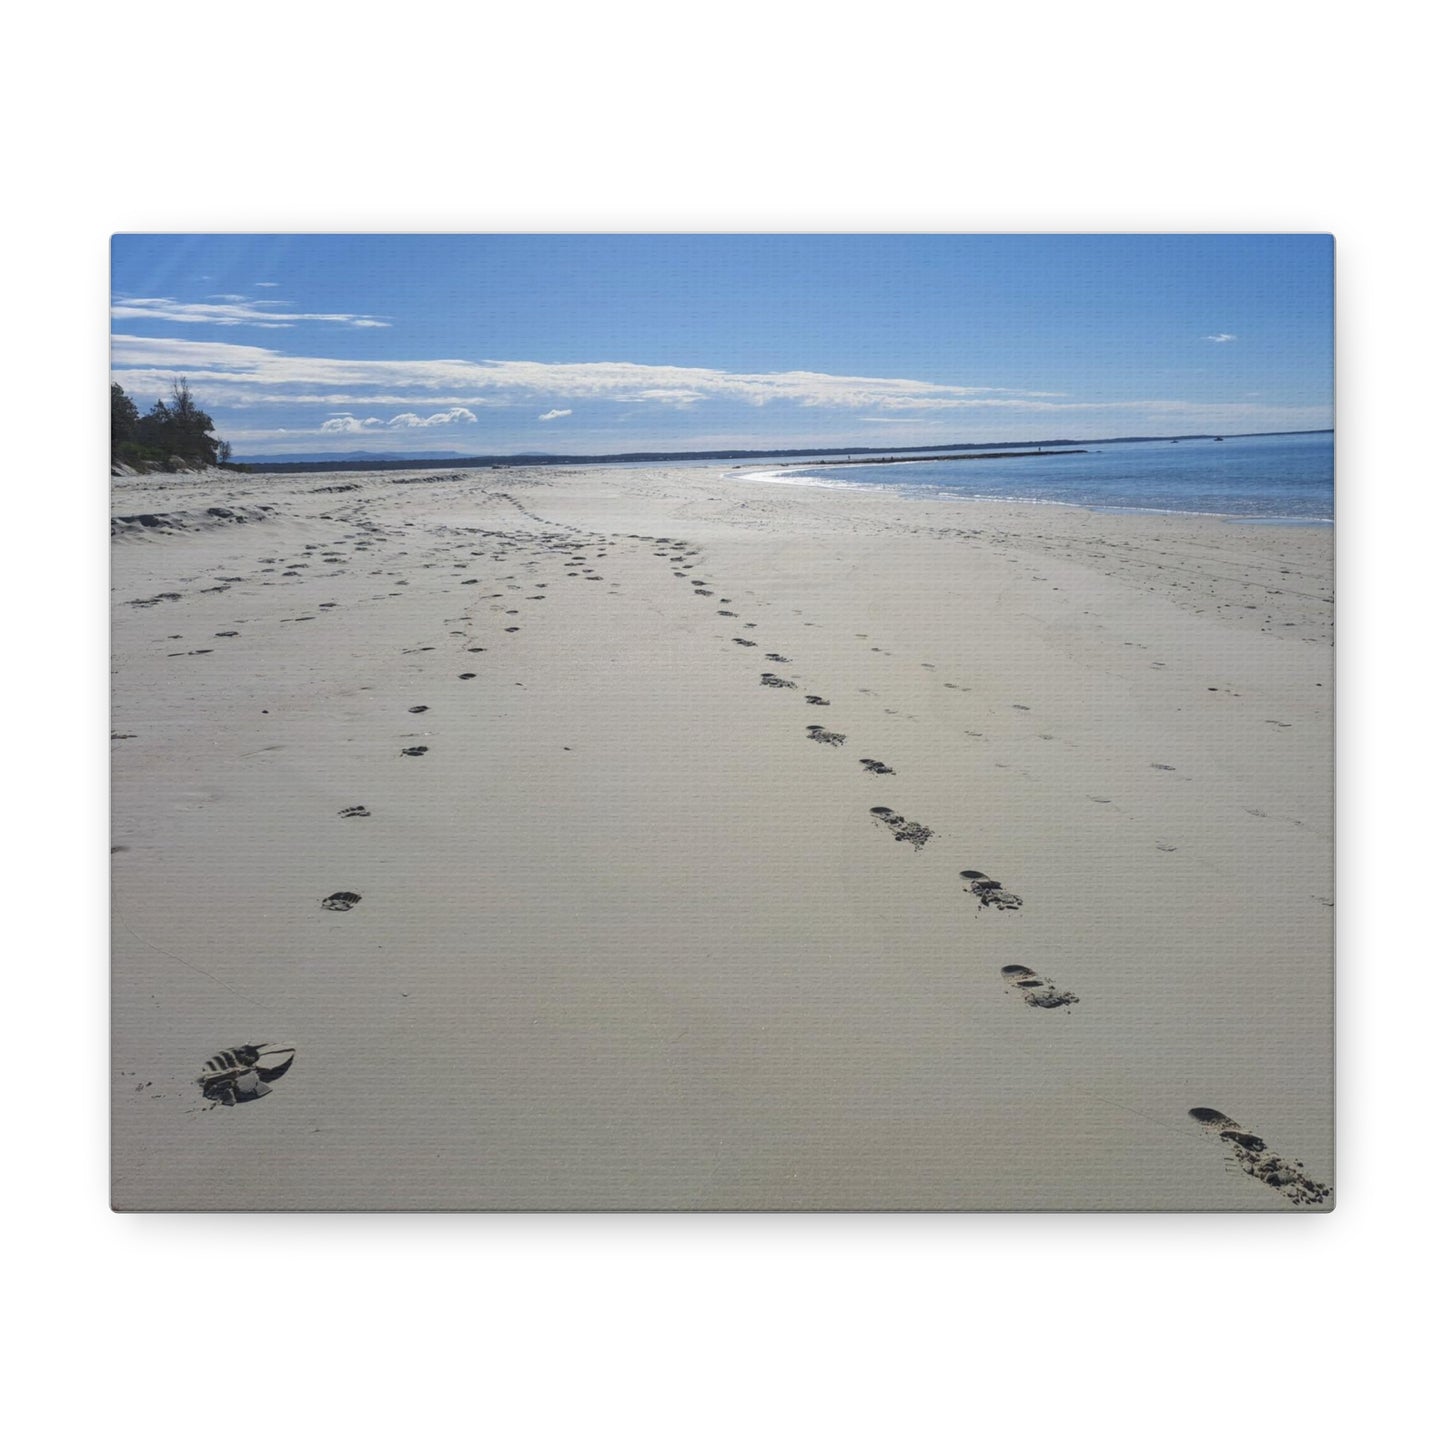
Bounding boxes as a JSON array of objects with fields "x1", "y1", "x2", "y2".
[
  {"x1": 162, "y1": 378, "x2": 221, "y2": 465},
  {"x1": 111, "y1": 383, "x2": 139, "y2": 449},
  {"x1": 124, "y1": 378, "x2": 224, "y2": 468}
]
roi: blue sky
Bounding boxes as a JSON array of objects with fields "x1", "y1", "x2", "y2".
[{"x1": 110, "y1": 234, "x2": 1334, "y2": 457}]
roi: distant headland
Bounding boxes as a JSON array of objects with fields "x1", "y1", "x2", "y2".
[{"x1": 235, "y1": 428, "x2": 1332, "y2": 474}]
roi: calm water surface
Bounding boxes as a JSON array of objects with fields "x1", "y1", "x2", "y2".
[{"x1": 736, "y1": 432, "x2": 1334, "y2": 521}]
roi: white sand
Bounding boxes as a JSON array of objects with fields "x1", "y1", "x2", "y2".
[{"x1": 111, "y1": 463, "x2": 1332, "y2": 1209}]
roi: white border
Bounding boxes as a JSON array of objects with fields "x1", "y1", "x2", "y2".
[{"x1": 9, "y1": 2, "x2": 1434, "y2": 1437}]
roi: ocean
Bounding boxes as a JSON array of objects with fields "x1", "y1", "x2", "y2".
[{"x1": 735, "y1": 431, "x2": 1334, "y2": 522}]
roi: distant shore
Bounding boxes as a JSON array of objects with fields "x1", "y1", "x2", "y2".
[
  {"x1": 234, "y1": 429, "x2": 1333, "y2": 473},
  {"x1": 758, "y1": 449, "x2": 1090, "y2": 470}
]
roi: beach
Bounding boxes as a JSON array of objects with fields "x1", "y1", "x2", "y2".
[{"x1": 111, "y1": 462, "x2": 1333, "y2": 1210}]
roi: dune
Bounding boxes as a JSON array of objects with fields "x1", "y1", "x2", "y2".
[{"x1": 111, "y1": 462, "x2": 1332, "y2": 1210}]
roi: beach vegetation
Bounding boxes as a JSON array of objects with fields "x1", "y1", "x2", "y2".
[
  {"x1": 111, "y1": 382, "x2": 139, "y2": 451},
  {"x1": 111, "y1": 379, "x2": 238, "y2": 471}
]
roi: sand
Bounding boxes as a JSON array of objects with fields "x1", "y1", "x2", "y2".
[{"x1": 111, "y1": 462, "x2": 1333, "y2": 1210}]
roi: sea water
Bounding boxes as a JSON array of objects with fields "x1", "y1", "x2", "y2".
[{"x1": 736, "y1": 431, "x2": 1334, "y2": 522}]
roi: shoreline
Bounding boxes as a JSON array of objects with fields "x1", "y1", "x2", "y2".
[
  {"x1": 735, "y1": 463, "x2": 1333, "y2": 527},
  {"x1": 754, "y1": 448, "x2": 1092, "y2": 469},
  {"x1": 111, "y1": 463, "x2": 1333, "y2": 1209},
  {"x1": 741, "y1": 468, "x2": 1334, "y2": 526}
]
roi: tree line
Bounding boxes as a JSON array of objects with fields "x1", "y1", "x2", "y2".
[{"x1": 111, "y1": 379, "x2": 234, "y2": 470}]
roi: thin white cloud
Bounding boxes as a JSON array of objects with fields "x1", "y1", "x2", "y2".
[
  {"x1": 111, "y1": 296, "x2": 389, "y2": 329},
  {"x1": 630, "y1": 389, "x2": 705, "y2": 408},
  {"x1": 320, "y1": 408, "x2": 477, "y2": 434},
  {"x1": 538, "y1": 408, "x2": 572, "y2": 421},
  {"x1": 113, "y1": 334, "x2": 277, "y2": 368},
  {"x1": 110, "y1": 336, "x2": 1064, "y2": 412},
  {"x1": 392, "y1": 408, "x2": 478, "y2": 427},
  {"x1": 109, "y1": 334, "x2": 1329, "y2": 434},
  {"x1": 255, "y1": 281, "x2": 279, "y2": 287},
  {"x1": 1203, "y1": 333, "x2": 1238, "y2": 343}
]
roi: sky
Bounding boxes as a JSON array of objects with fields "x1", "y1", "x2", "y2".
[{"x1": 110, "y1": 234, "x2": 1334, "y2": 458}]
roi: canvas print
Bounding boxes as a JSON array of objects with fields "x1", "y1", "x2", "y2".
[{"x1": 110, "y1": 234, "x2": 1334, "y2": 1210}]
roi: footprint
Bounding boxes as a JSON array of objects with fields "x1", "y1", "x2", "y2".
[
  {"x1": 321, "y1": 891, "x2": 361, "y2": 911},
  {"x1": 760, "y1": 673, "x2": 797, "y2": 689},
  {"x1": 338, "y1": 805, "x2": 370, "y2": 818},
  {"x1": 1000, "y1": 965, "x2": 1077, "y2": 1009},
  {"x1": 197, "y1": 1041, "x2": 297, "y2": 1107},
  {"x1": 858, "y1": 758, "x2": 895, "y2": 775},
  {"x1": 408, "y1": 705, "x2": 429, "y2": 714},
  {"x1": 805, "y1": 724, "x2": 846, "y2": 746},
  {"x1": 766, "y1": 653, "x2": 792, "y2": 663},
  {"x1": 733, "y1": 638, "x2": 757, "y2": 647},
  {"x1": 401, "y1": 745, "x2": 429, "y2": 756},
  {"x1": 959, "y1": 870, "x2": 1023, "y2": 911},
  {"x1": 869, "y1": 806, "x2": 932, "y2": 849},
  {"x1": 1188, "y1": 1108, "x2": 1332, "y2": 1206},
  {"x1": 458, "y1": 673, "x2": 476, "y2": 680}
]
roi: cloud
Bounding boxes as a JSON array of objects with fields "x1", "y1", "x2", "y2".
[
  {"x1": 111, "y1": 296, "x2": 389, "y2": 329},
  {"x1": 1203, "y1": 333, "x2": 1238, "y2": 343},
  {"x1": 110, "y1": 336, "x2": 1064, "y2": 412},
  {"x1": 320, "y1": 407, "x2": 477, "y2": 434},
  {"x1": 390, "y1": 408, "x2": 478, "y2": 427},
  {"x1": 629, "y1": 389, "x2": 705, "y2": 408},
  {"x1": 538, "y1": 408, "x2": 572, "y2": 421},
  {"x1": 110, "y1": 334, "x2": 1329, "y2": 434}
]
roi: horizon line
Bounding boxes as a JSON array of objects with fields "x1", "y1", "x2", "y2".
[{"x1": 235, "y1": 427, "x2": 1334, "y2": 468}]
